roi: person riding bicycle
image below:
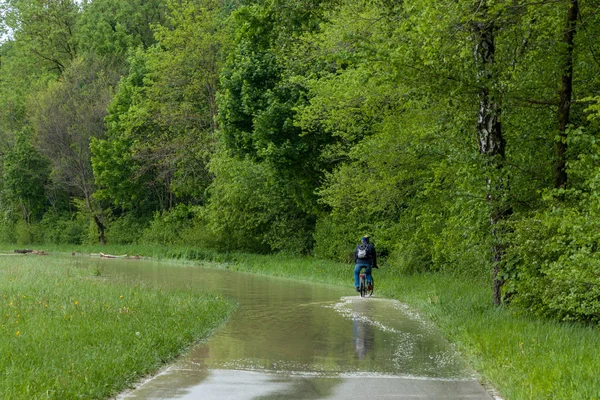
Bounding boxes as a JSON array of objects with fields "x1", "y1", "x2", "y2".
[{"x1": 354, "y1": 235, "x2": 378, "y2": 292}]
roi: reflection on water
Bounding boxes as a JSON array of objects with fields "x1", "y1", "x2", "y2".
[
  {"x1": 70, "y1": 257, "x2": 475, "y2": 398},
  {"x1": 352, "y1": 308, "x2": 374, "y2": 361}
]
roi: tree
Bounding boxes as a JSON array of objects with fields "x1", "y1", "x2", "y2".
[
  {"x1": 3, "y1": 128, "x2": 50, "y2": 223},
  {"x1": 555, "y1": 0, "x2": 579, "y2": 189},
  {"x1": 0, "y1": 40, "x2": 30, "y2": 148},
  {"x1": 501, "y1": 0, "x2": 600, "y2": 321},
  {"x1": 3, "y1": 0, "x2": 80, "y2": 75},
  {"x1": 92, "y1": 0, "x2": 232, "y2": 215},
  {"x1": 219, "y1": 0, "x2": 331, "y2": 212},
  {"x1": 30, "y1": 56, "x2": 119, "y2": 243},
  {"x1": 77, "y1": 0, "x2": 166, "y2": 59},
  {"x1": 470, "y1": 3, "x2": 511, "y2": 305}
]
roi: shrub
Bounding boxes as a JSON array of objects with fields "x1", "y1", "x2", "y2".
[
  {"x1": 40, "y1": 212, "x2": 87, "y2": 245},
  {"x1": 507, "y1": 206, "x2": 600, "y2": 323},
  {"x1": 106, "y1": 213, "x2": 147, "y2": 245},
  {"x1": 139, "y1": 205, "x2": 193, "y2": 245},
  {"x1": 15, "y1": 219, "x2": 42, "y2": 246},
  {"x1": 0, "y1": 214, "x2": 16, "y2": 244},
  {"x1": 506, "y1": 130, "x2": 600, "y2": 323}
]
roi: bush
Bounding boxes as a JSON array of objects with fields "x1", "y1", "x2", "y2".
[
  {"x1": 506, "y1": 130, "x2": 600, "y2": 323},
  {"x1": 203, "y1": 151, "x2": 312, "y2": 253},
  {"x1": 106, "y1": 213, "x2": 147, "y2": 245},
  {"x1": 0, "y1": 214, "x2": 16, "y2": 244},
  {"x1": 15, "y1": 219, "x2": 43, "y2": 246},
  {"x1": 40, "y1": 212, "x2": 87, "y2": 245},
  {"x1": 139, "y1": 205, "x2": 194, "y2": 245},
  {"x1": 507, "y1": 206, "x2": 600, "y2": 323},
  {"x1": 313, "y1": 214, "x2": 366, "y2": 263}
]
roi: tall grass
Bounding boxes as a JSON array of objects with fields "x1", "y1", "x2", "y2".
[{"x1": 0, "y1": 254, "x2": 235, "y2": 399}]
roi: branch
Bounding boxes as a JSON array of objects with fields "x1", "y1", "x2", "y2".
[{"x1": 31, "y1": 49, "x2": 64, "y2": 74}]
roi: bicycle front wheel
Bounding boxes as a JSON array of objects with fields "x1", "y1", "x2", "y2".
[{"x1": 359, "y1": 274, "x2": 367, "y2": 297}]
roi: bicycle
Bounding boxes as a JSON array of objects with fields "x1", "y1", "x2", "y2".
[{"x1": 358, "y1": 271, "x2": 373, "y2": 297}]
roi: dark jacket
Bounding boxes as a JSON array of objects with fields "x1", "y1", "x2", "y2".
[{"x1": 354, "y1": 243, "x2": 377, "y2": 268}]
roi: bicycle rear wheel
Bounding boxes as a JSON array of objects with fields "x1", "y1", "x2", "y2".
[{"x1": 359, "y1": 273, "x2": 367, "y2": 297}]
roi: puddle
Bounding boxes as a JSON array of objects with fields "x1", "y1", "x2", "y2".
[{"x1": 69, "y1": 257, "x2": 486, "y2": 399}]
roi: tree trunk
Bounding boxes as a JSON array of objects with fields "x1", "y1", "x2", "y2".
[
  {"x1": 473, "y1": 16, "x2": 510, "y2": 306},
  {"x1": 94, "y1": 215, "x2": 106, "y2": 245},
  {"x1": 555, "y1": 0, "x2": 578, "y2": 189}
]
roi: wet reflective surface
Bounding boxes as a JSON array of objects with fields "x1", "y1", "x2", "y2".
[{"x1": 72, "y1": 257, "x2": 492, "y2": 399}]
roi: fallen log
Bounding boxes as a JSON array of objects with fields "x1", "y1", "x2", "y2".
[
  {"x1": 14, "y1": 249, "x2": 33, "y2": 254},
  {"x1": 99, "y1": 252, "x2": 128, "y2": 259}
]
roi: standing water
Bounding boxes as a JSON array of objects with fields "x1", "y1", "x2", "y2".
[{"x1": 79, "y1": 257, "x2": 493, "y2": 399}]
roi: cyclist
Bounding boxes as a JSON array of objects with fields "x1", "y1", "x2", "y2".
[{"x1": 354, "y1": 235, "x2": 378, "y2": 292}]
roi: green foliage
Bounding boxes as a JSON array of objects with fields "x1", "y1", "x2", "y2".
[
  {"x1": 105, "y1": 213, "x2": 147, "y2": 245},
  {"x1": 77, "y1": 0, "x2": 166, "y2": 58},
  {"x1": 14, "y1": 219, "x2": 41, "y2": 246},
  {"x1": 0, "y1": 217, "x2": 16, "y2": 244},
  {"x1": 204, "y1": 150, "x2": 314, "y2": 253},
  {"x1": 3, "y1": 0, "x2": 600, "y2": 325},
  {"x1": 3, "y1": 0, "x2": 80, "y2": 75},
  {"x1": 0, "y1": 41, "x2": 31, "y2": 142},
  {"x1": 298, "y1": 1, "x2": 490, "y2": 278},
  {"x1": 93, "y1": 0, "x2": 231, "y2": 213},
  {"x1": 91, "y1": 48, "x2": 168, "y2": 213},
  {"x1": 39, "y1": 212, "x2": 88, "y2": 245},
  {"x1": 2, "y1": 129, "x2": 50, "y2": 222},
  {"x1": 139, "y1": 205, "x2": 194, "y2": 245},
  {"x1": 506, "y1": 130, "x2": 600, "y2": 323},
  {"x1": 31, "y1": 55, "x2": 118, "y2": 201},
  {"x1": 218, "y1": 0, "x2": 330, "y2": 213}
]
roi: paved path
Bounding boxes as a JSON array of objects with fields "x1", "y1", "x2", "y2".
[{"x1": 121, "y1": 369, "x2": 496, "y2": 399}]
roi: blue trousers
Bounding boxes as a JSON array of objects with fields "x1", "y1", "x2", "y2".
[{"x1": 354, "y1": 264, "x2": 373, "y2": 287}]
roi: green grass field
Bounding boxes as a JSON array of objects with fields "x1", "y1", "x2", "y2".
[{"x1": 0, "y1": 253, "x2": 235, "y2": 399}]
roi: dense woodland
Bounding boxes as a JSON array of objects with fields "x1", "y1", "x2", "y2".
[{"x1": 1, "y1": 0, "x2": 600, "y2": 322}]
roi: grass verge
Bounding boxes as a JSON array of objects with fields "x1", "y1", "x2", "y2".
[{"x1": 0, "y1": 254, "x2": 235, "y2": 399}]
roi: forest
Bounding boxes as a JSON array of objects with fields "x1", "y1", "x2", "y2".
[{"x1": 1, "y1": 0, "x2": 599, "y2": 323}]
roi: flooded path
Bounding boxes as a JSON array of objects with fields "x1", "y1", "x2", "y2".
[{"x1": 83, "y1": 258, "x2": 493, "y2": 399}]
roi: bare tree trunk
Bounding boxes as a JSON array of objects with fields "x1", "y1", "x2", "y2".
[
  {"x1": 94, "y1": 215, "x2": 106, "y2": 245},
  {"x1": 555, "y1": 0, "x2": 578, "y2": 189},
  {"x1": 473, "y1": 16, "x2": 510, "y2": 306}
]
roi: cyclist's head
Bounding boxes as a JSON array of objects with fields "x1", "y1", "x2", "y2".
[{"x1": 362, "y1": 235, "x2": 370, "y2": 243}]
